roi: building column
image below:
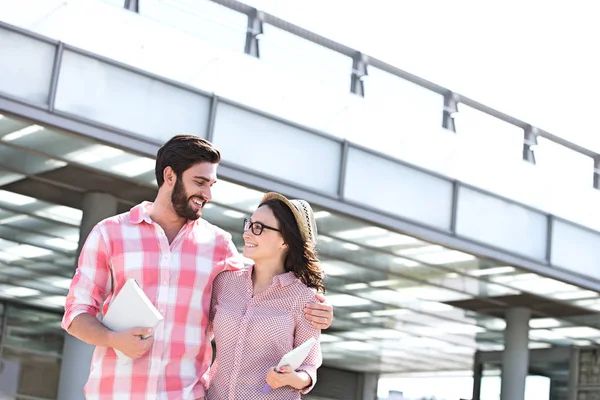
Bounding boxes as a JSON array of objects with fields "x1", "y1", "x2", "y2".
[
  {"x1": 57, "y1": 192, "x2": 119, "y2": 400},
  {"x1": 500, "y1": 307, "x2": 531, "y2": 400},
  {"x1": 471, "y1": 351, "x2": 483, "y2": 400},
  {"x1": 358, "y1": 372, "x2": 379, "y2": 400}
]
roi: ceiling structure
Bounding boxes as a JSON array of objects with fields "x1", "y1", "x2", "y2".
[{"x1": 2, "y1": 113, "x2": 600, "y2": 374}]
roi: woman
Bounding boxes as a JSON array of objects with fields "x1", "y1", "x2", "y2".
[{"x1": 205, "y1": 192, "x2": 324, "y2": 399}]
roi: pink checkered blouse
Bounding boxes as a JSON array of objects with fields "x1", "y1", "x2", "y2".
[
  {"x1": 205, "y1": 267, "x2": 322, "y2": 400},
  {"x1": 62, "y1": 202, "x2": 244, "y2": 400}
]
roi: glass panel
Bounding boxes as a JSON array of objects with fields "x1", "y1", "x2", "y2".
[
  {"x1": 454, "y1": 104, "x2": 524, "y2": 163},
  {"x1": 98, "y1": 0, "x2": 124, "y2": 6},
  {"x1": 55, "y1": 51, "x2": 211, "y2": 142},
  {"x1": 551, "y1": 220, "x2": 600, "y2": 280},
  {"x1": 0, "y1": 143, "x2": 67, "y2": 176},
  {"x1": 1, "y1": 305, "x2": 63, "y2": 399},
  {"x1": 456, "y1": 186, "x2": 548, "y2": 259},
  {"x1": 364, "y1": 67, "x2": 443, "y2": 135},
  {"x1": 260, "y1": 24, "x2": 351, "y2": 94},
  {"x1": 0, "y1": 27, "x2": 55, "y2": 105},
  {"x1": 344, "y1": 147, "x2": 453, "y2": 230},
  {"x1": 213, "y1": 103, "x2": 342, "y2": 195},
  {"x1": 1, "y1": 122, "x2": 92, "y2": 160},
  {"x1": 535, "y1": 136, "x2": 595, "y2": 189},
  {"x1": 140, "y1": 0, "x2": 247, "y2": 53}
]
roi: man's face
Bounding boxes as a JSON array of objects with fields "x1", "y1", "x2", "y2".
[{"x1": 170, "y1": 162, "x2": 218, "y2": 220}]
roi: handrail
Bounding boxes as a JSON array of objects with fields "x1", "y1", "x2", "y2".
[{"x1": 199, "y1": 0, "x2": 600, "y2": 188}]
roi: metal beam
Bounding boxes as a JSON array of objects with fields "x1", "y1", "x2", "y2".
[
  {"x1": 0, "y1": 204, "x2": 78, "y2": 228},
  {"x1": 472, "y1": 351, "x2": 483, "y2": 400},
  {"x1": 48, "y1": 42, "x2": 64, "y2": 112},
  {"x1": 594, "y1": 155, "x2": 600, "y2": 189},
  {"x1": 0, "y1": 232, "x2": 74, "y2": 257}
]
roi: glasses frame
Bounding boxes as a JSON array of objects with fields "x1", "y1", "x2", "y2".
[{"x1": 243, "y1": 218, "x2": 281, "y2": 236}]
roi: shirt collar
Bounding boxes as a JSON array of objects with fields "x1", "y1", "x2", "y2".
[
  {"x1": 129, "y1": 202, "x2": 153, "y2": 224},
  {"x1": 248, "y1": 265, "x2": 297, "y2": 287},
  {"x1": 129, "y1": 201, "x2": 199, "y2": 226},
  {"x1": 276, "y1": 271, "x2": 298, "y2": 287}
]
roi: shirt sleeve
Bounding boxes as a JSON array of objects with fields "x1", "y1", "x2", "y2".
[
  {"x1": 207, "y1": 276, "x2": 219, "y2": 340},
  {"x1": 294, "y1": 294, "x2": 323, "y2": 394},
  {"x1": 216, "y1": 232, "x2": 245, "y2": 272},
  {"x1": 61, "y1": 224, "x2": 112, "y2": 331}
]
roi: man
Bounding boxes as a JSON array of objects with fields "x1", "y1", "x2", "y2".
[{"x1": 62, "y1": 135, "x2": 333, "y2": 399}]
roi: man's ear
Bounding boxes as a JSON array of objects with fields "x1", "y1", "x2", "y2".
[{"x1": 163, "y1": 166, "x2": 177, "y2": 187}]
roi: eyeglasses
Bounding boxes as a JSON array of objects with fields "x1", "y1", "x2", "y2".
[{"x1": 243, "y1": 218, "x2": 281, "y2": 236}]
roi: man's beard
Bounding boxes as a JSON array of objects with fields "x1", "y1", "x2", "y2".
[{"x1": 171, "y1": 178, "x2": 204, "y2": 221}]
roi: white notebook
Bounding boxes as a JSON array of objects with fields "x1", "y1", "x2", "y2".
[
  {"x1": 102, "y1": 278, "x2": 164, "y2": 360},
  {"x1": 260, "y1": 337, "x2": 317, "y2": 394},
  {"x1": 275, "y1": 337, "x2": 317, "y2": 370}
]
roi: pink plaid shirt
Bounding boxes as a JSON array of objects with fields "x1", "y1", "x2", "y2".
[
  {"x1": 62, "y1": 202, "x2": 244, "y2": 400},
  {"x1": 205, "y1": 267, "x2": 322, "y2": 400}
]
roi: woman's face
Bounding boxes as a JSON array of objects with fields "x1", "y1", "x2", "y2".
[{"x1": 243, "y1": 205, "x2": 286, "y2": 263}]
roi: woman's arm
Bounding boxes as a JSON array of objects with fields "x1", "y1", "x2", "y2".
[{"x1": 265, "y1": 294, "x2": 323, "y2": 392}]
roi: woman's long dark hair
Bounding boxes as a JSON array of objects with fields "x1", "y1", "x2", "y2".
[{"x1": 260, "y1": 199, "x2": 325, "y2": 293}]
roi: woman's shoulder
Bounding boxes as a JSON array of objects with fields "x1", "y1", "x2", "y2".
[
  {"x1": 289, "y1": 279, "x2": 318, "y2": 302},
  {"x1": 214, "y1": 268, "x2": 250, "y2": 286}
]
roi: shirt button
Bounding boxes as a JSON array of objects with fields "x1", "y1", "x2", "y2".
[
  {"x1": 160, "y1": 308, "x2": 165, "y2": 314},
  {"x1": 162, "y1": 280, "x2": 168, "y2": 284}
]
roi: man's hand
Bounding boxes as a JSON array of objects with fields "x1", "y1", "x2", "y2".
[
  {"x1": 303, "y1": 293, "x2": 333, "y2": 330},
  {"x1": 108, "y1": 327, "x2": 154, "y2": 359}
]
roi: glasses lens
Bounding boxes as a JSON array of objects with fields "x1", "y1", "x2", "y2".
[
  {"x1": 243, "y1": 219, "x2": 251, "y2": 232},
  {"x1": 252, "y1": 222, "x2": 263, "y2": 236}
]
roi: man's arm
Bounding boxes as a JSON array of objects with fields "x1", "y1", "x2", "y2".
[
  {"x1": 62, "y1": 224, "x2": 153, "y2": 359},
  {"x1": 303, "y1": 293, "x2": 333, "y2": 330},
  {"x1": 69, "y1": 314, "x2": 153, "y2": 359},
  {"x1": 217, "y1": 232, "x2": 246, "y2": 272}
]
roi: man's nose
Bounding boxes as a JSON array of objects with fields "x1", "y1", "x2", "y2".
[{"x1": 204, "y1": 187, "x2": 212, "y2": 201}]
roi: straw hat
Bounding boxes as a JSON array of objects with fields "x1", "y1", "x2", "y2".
[{"x1": 260, "y1": 192, "x2": 318, "y2": 245}]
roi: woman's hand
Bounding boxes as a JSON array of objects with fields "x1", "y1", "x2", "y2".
[
  {"x1": 265, "y1": 366, "x2": 311, "y2": 390},
  {"x1": 266, "y1": 365, "x2": 295, "y2": 389}
]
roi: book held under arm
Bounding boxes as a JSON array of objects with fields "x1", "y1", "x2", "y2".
[{"x1": 102, "y1": 278, "x2": 164, "y2": 360}]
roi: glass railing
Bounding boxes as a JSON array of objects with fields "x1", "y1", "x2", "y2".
[{"x1": 113, "y1": 0, "x2": 599, "y2": 194}]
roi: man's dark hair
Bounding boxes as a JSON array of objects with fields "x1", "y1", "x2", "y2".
[{"x1": 155, "y1": 135, "x2": 221, "y2": 187}]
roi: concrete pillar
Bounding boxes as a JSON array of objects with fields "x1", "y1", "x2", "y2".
[
  {"x1": 471, "y1": 351, "x2": 483, "y2": 400},
  {"x1": 358, "y1": 372, "x2": 379, "y2": 400},
  {"x1": 57, "y1": 192, "x2": 118, "y2": 400},
  {"x1": 500, "y1": 307, "x2": 531, "y2": 400}
]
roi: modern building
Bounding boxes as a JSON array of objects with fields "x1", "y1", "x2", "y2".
[{"x1": 0, "y1": 1, "x2": 600, "y2": 399}]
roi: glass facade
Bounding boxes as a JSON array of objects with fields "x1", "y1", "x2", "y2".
[{"x1": 0, "y1": 302, "x2": 63, "y2": 399}]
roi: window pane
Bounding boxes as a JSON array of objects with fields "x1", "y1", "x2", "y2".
[
  {"x1": 2, "y1": 305, "x2": 63, "y2": 399},
  {"x1": 0, "y1": 27, "x2": 55, "y2": 105},
  {"x1": 55, "y1": 51, "x2": 211, "y2": 142}
]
